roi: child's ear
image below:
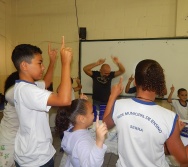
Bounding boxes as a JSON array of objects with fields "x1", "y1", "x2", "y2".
[
  {"x1": 78, "y1": 115, "x2": 85, "y2": 124},
  {"x1": 20, "y1": 61, "x2": 28, "y2": 71}
]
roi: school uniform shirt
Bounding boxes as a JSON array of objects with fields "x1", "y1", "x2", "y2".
[
  {"x1": 170, "y1": 99, "x2": 188, "y2": 120},
  {"x1": 112, "y1": 98, "x2": 177, "y2": 167},
  {"x1": 0, "y1": 86, "x2": 19, "y2": 167},
  {"x1": 0, "y1": 86, "x2": 18, "y2": 144},
  {"x1": 14, "y1": 80, "x2": 55, "y2": 167},
  {"x1": 62, "y1": 128, "x2": 107, "y2": 167}
]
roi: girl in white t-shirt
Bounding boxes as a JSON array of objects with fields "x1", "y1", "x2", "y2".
[{"x1": 55, "y1": 99, "x2": 108, "y2": 167}]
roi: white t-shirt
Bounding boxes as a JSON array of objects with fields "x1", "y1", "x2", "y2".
[
  {"x1": 0, "y1": 86, "x2": 19, "y2": 144},
  {"x1": 14, "y1": 80, "x2": 55, "y2": 167},
  {"x1": 112, "y1": 98, "x2": 177, "y2": 167},
  {"x1": 170, "y1": 99, "x2": 188, "y2": 120}
]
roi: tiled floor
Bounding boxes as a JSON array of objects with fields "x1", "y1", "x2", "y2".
[{"x1": 52, "y1": 129, "x2": 118, "y2": 167}]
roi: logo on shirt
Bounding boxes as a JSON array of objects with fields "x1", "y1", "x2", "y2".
[
  {"x1": 97, "y1": 76, "x2": 110, "y2": 84},
  {"x1": 116, "y1": 112, "x2": 162, "y2": 133}
]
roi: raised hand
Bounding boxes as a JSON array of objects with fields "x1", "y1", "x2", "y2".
[
  {"x1": 76, "y1": 77, "x2": 81, "y2": 84},
  {"x1": 111, "y1": 77, "x2": 124, "y2": 98},
  {"x1": 170, "y1": 84, "x2": 175, "y2": 92},
  {"x1": 179, "y1": 119, "x2": 186, "y2": 132},
  {"x1": 96, "y1": 58, "x2": 106, "y2": 65},
  {"x1": 128, "y1": 75, "x2": 134, "y2": 82},
  {"x1": 48, "y1": 43, "x2": 58, "y2": 63},
  {"x1": 111, "y1": 56, "x2": 119, "y2": 64},
  {"x1": 95, "y1": 115, "x2": 108, "y2": 148},
  {"x1": 79, "y1": 93, "x2": 88, "y2": 100},
  {"x1": 60, "y1": 36, "x2": 72, "y2": 64}
]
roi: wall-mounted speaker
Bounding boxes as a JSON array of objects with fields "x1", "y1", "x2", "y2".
[{"x1": 79, "y1": 27, "x2": 86, "y2": 40}]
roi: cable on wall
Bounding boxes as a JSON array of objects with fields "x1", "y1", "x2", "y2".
[{"x1": 74, "y1": 0, "x2": 79, "y2": 38}]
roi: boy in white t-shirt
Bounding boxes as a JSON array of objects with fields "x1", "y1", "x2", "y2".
[
  {"x1": 11, "y1": 37, "x2": 72, "y2": 167},
  {"x1": 103, "y1": 59, "x2": 188, "y2": 167},
  {"x1": 0, "y1": 43, "x2": 57, "y2": 167},
  {"x1": 167, "y1": 85, "x2": 188, "y2": 120}
]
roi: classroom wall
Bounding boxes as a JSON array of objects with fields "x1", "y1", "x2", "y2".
[
  {"x1": 0, "y1": 0, "x2": 14, "y2": 93},
  {"x1": 0, "y1": 0, "x2": 188, "y2": 101},
  {"x1": 176, "y1": 0, "x2": 188, "y2": 36},
  {"x1": 0, "y1": 0, "x2": 6, "y2": 93}
]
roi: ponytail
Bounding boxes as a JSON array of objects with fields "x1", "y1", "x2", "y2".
[
  {"x1": 55, "y1": 106, "x2": 71, "y2": 139},
  {"x1": 55, "y1": 99, "x2": 88, "y2": 139}
]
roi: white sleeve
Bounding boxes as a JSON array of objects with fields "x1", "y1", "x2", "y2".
[
  {"x1": 171, "y1": 99, "x2": 177, "y2": 106},
  {"x1": 18, "y1": 83, "x2": 51, "y2": 111},
  {"x1": 35, "y1": 80, "x2": 45, "y2": 89},
  {"x1": 5, "y1": 86, "x2": 14, "y2": 106}
]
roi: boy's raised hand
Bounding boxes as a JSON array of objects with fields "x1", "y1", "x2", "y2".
[
  {"x1": 60, "y1": 36, "x2": 72, "y2": 64},
  {"x1": 48, "y1": 43, "x2": 58, "y2": 63},
  {"x1": 128, "y1": 75, "x2": 134, "y2": 82},
  {"x1": 170, "y1": 84, "x2": 175, "y2": 92},
  {"x1": 111, "y1": 77, "x2": 124, "y2": 98},
  {"x1": 95, "y1": 115, "x2": 108, "y2": 148}
]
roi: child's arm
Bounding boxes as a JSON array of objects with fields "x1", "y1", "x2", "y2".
[
  {"x1": 103, "y1": 77, "x2": 124, "y2": 129},
  {"x1": 73, "y1": 78, "x2": 82, "y2": 92},
  {"x1": 164, "y1": 117, "x2": 186, "y2": 155},
  {"x1": 47, "y1": 36, "x2": 72, "y2": 106},
  {"x1": 43, "y1": 44, "x2": 57, "y2": 88},
  {"x1": 167, "y1": 84, "x2": 175, "y2": 103},
  {"x1": 95, "y1": 116, "x2": 108, "y2": 148},
  {"x1": 125, "y1": 75, "x2": 134, "y2": 93},
  {"x1": 166, "y1": 118, "x2": 188, "y2": 165}
]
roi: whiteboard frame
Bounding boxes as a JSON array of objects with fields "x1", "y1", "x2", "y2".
[{"x1": 79, "y1": 37, "x2": 188, "y2": 99}]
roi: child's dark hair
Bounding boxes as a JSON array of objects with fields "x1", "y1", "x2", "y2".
[
  {"x1": 4, "y1": 71, "x2": 19, "y2": 95},
  {"x1": 11, "y1": 44, "x2": 42, "y2": 71},
  {"x1": 178, "y1": 88, "x2": 187, "y2": 95},
  {"x1": 55, "y1": 99, "x2": 88, "y2": 139},
  {"x1": 135, "y1": 59, "x2": 166, "y2": 96}
]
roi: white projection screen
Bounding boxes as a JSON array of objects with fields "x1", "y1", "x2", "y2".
[{"x1": 79, "y1": 38, "x2": 188, "y2": 99}]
